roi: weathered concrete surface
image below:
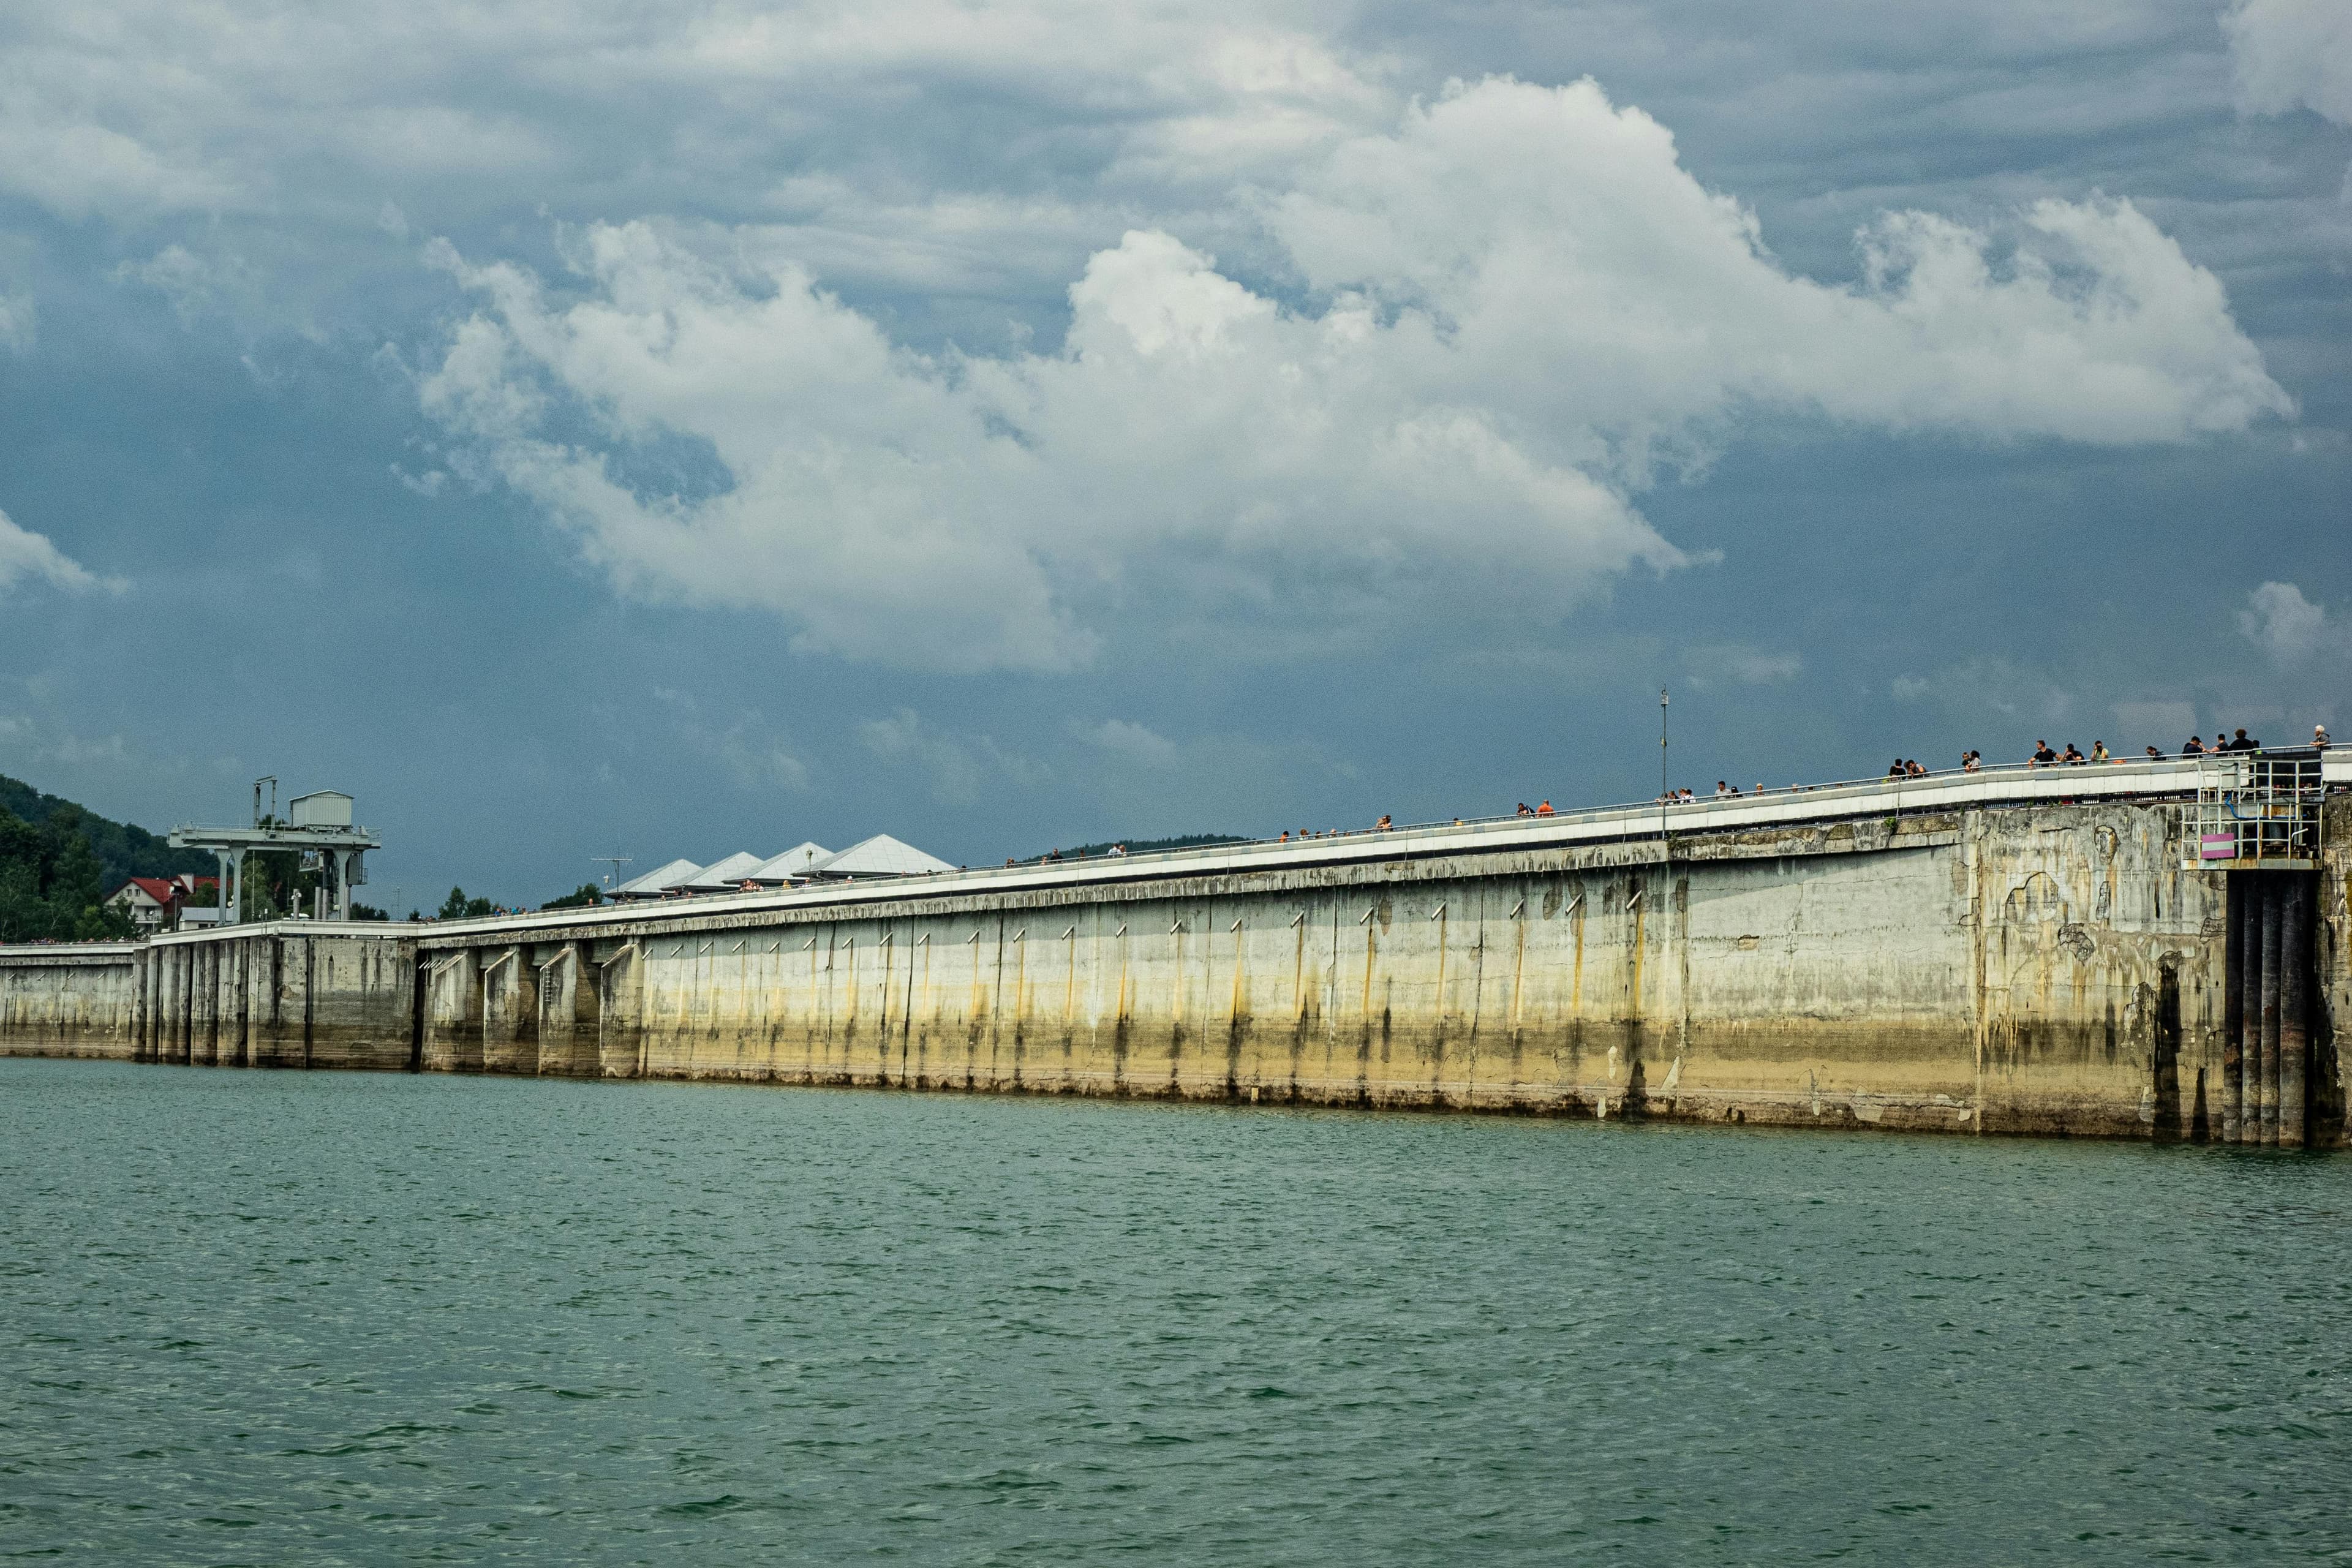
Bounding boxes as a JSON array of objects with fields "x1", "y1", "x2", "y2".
[
  {"x1": 2, "y1": 924, "x2": 419, "y2": 1071},
  {"x1": 3, "y1": 797, "x2": 2343, "y2": 1146},
  {"x1": 411, "y1": 799, "x2": 2340, "y2": 1144},
  {"x1": 0, "y1": 943, "x2": 140, "y2": 1058}
]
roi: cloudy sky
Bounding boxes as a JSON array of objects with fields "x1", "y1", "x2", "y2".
[{"x1": 1, "y1": 0, "x2": 2345, "y2": 906}]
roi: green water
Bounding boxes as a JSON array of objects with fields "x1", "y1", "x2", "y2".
[{"x1": 1, "y1": 1059, "x2": 2348, "y2": 1564}]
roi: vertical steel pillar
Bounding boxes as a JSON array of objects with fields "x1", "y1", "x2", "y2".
[
  {"x1": 2279, "y1": 873, "x2": 2310, "y2": 1149},
  {"x1": 2221, "y1": 876, "x2": 2243, "y2": 1145},
  {"x1": 2258, "y1": 877, "x2": 2282, "y2": 1147}
]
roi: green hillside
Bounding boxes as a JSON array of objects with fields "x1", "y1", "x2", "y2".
[
  {"x1": 0, "y1": 774, "x2": 213, "y2": 942},
  {"x1": 1016, "y1": 832, "x2": 1246, "y2": 864},
  {"x1": 0, "y1": 774, "x2": 214, "y2": 889}
]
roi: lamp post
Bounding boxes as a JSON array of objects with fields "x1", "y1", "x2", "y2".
[{"x1": 1660, "y1": 686, "x2": 1670, "y2": 843}]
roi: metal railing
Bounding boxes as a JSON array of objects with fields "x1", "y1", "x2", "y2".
[
  {"x1": 2176, "y1": 750, "x2": 2326, "y2": 870},
  {"x1": 402, "y1": 748, "x2": 2310, "y2": 941}
]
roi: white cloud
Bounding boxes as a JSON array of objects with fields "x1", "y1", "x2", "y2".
[
  {"x1": 46, "y1": 733, "x2": 132, "y2": 768},
  {"x1": 0, "y1": 291, "x2": 31, "y2": 352},
  {"x1": 0, "y1": 1, "x2": 1391, "y2": 230},
  {"x1": 2114, "y1": 699, "x2": 2199, "y2": 742},
  {"x1": 858, "y1": 709, "x2": 1042, "y2": 804},
  {"x1": 1891, "y1": 675, "x2": 1929, "y2": 699},
  {"x1": 718, "y1": 725, "x2": 811, "y2": 792},
  {"x1": 2225, "y1": 0, "x2": 2352, "y2": 126},
  {"x1": 1686, "y1": 644, "x2": 1803, "y2": 688},
  {"x1": 0, "y1": 507, "x2": 109, "y2": 597},
  {"x1": 115, "y1": 244, "x2": 268, "y2": 328},
  {"x1": 1079, "y1": 718, "x2": 1179, "y2": 765},
  {"x1": 420, "y1": 78, "x2": 2287, "y2": 674},
  {"x1": 2239, "y1": 580, "x2": 2347, "y2": 665}
]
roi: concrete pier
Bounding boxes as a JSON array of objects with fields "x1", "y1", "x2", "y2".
[
  {"x1": 4, "y1": 764, "x2": 2347, "y2": 1147},
  {"x1": 2223, "y1": 891, "x2": 2245, "y2": 1143},
  {"x1": 2281, "y1": 873, "x2": 2312, "y2": 1148},
  {"x1": 2260, "y1": 881, "x2": 2283, "y2": 1146}
]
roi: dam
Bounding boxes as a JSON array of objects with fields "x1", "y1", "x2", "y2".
[{"x1": 4, "y1": 753, "x2": 2345, "y2": 1145}]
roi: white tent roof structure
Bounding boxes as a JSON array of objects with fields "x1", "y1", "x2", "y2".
[
  {"x1": 748, "y1": 843, "x2": 832, "y2": 884},
  {"x1": 677, "y1": 851, "x2": 768, "y2": 892},
  {"x1": 808, "y1": 834, "x2": 955, "y2": 878},
  {"x1": 611, "y1": 857, "x2": 703, "y2": 899}
]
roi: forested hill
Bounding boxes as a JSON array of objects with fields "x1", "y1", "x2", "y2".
[{"x1": 0, "y1": 774, "x2": 214, "y2": 891}]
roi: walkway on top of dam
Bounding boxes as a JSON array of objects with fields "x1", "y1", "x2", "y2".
[{"x1": 354, "y1": 748, "x2": 2346, "y2": 949}]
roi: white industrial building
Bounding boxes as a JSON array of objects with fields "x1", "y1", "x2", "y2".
[{"x1": 604, "y1": 835, "x2": 952, "y2": 901}]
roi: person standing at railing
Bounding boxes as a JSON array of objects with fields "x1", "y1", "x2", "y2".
[
  {"x1": 2317, "y1": 725, "x2": 2330, "y2": 749},
  {"x1": 2030, "y1": 741, "x2": 2057, "y2": 767},
  {"x1": 2182, "y1": 735, "x2": 2205, "y2": 755},
  {"x1": 2062, "y1": 744, "x2": 2086, "y2": 764},
  {"x1": 1536, "y1": 801, "x2": 1554, "y2": 816},
  {"x1": 2091, "y1": 742, "x2": 2110, "y2": 763}
]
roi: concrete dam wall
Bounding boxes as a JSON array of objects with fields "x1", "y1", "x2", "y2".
[{"x1": 4, "y1": 782, "x2": 2345, "y2": 1145}]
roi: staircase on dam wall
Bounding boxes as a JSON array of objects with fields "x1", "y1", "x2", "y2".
[{"x1": 2, "y1": 782, "x2": 2345, "y2": 1147}]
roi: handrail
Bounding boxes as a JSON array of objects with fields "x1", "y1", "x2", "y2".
[{"x1": 387, "y1": 749, "x2": 2325, "y2": 943}]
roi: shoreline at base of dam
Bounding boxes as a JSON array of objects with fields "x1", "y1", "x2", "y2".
[{"x1": 5, "y1": 777, "x2": 2345, "y2": 1148}]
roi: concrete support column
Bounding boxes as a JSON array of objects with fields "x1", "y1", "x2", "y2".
[
  {"x1": 2280, "y1": 873, "x2": 2311, "y2": 1149},
  {"x1": 481, "y1": 948, "x2": 535, "y2": 1074},
  {"x1": 2222, "y1": 880, "x2": 2243, "y2": 1143},
  {"x1": 132, "y1": 949, "x2": 153, "y2": 1063},
  {"x1": 422, "y1": 950, "x2": 483, "y2": 1072},
  {"x1": 597, "y1": 943, "x2": 643, "y2": 1079},
  {"x1": 255, "y1": 936, "x2": 309, "y2": 1069},
  {"x1": 170, "y1": 947, "x2": 190, "y2": 1064},
  {"x1": 224, "y1": 938, "x2": 248, "y2": 1068},
  {"x1": 2258, "y1": 879, "x2": 2282, "y2": 1147},
  {"x1": 194, "y1": 943, "x2": 217, "y2": 1066},
  {"x1": 535, "y1": 944, "x2": 603, "y2": 1077}
]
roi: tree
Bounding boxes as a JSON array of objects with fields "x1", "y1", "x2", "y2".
[
  {"x1": 541, "y1": 883, "x2": 605, "y2": 911},
  {"x1": 437, "y1": 886, "x2": 496, "y2": 920},
  {"x1": 0, "y1": 801, "x2": 140, "y2": 941}
]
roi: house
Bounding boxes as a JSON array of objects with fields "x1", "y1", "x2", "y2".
[{"x1": 105, "y1": 874, "x2": 217, "y2": 933}]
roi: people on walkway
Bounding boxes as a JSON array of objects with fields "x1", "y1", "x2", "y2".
[
  {"x1": 2318, "y1": 724, "x2": 2331, "y2": 749},
  {"x1": 2062, "y1": 744, "x2": 2086, "y2": 764},
  {"x1": 2030, "y1": 740, "x2": 2057, "y2": 766},
  {"x1": 2182, "y1": 735, "x2": 2204, "y2": 755},
  {"x1": 1374, "y1": 815, "x2": 1392, "y2": 831},
  {"x1": 1536, "y1": 801, "x2": 1554, "y2": 816},
  {"x1": 2090, "y1": 742, "x2": 2109, "y2": 763}
]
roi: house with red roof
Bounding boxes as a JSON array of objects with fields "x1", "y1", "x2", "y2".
[{"x1": 106, "y1": 875, "x2": 218, "y2": 933}]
